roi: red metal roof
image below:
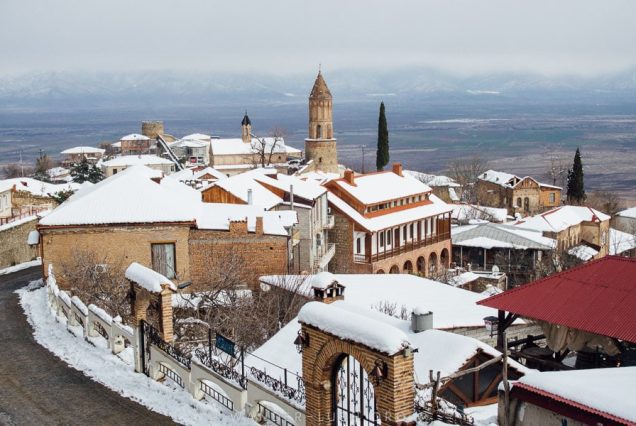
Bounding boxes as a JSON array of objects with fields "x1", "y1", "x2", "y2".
[
  {"x1": 478, "y1": 256, "x2": 636, "y2": 343},
  {"x1": 511, "y1": 383, "x2": 636, "y2": 425}
]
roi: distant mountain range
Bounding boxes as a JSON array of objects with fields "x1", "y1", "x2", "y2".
[{"x1": 1, "y1": 67, "x2": 636, "y2": 107}]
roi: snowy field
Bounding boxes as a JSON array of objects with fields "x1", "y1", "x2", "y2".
[{"x1": 18, "y1": 283, "x2": 254, "y2": 426}]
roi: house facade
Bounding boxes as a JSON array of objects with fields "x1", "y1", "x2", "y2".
[
  {"x1": 60, "y1": 146, "x2": 105, "y2": 166},
  {"x1": 514, "y1": 205, "x2": 611, "y2": 259},
  {"x1": 101, "y1": 155, "x2": 176, "y2": 177},
  {"x1": 476, "y1": 170, "x2": 561, "y2": 216},
  {"x1": 325, "y1": 163, "x2": 453, "y2": 275}
]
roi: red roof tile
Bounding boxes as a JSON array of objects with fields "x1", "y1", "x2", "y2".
[{"x1": 478, "y1": 256, "x2": 636, "y2": 343}]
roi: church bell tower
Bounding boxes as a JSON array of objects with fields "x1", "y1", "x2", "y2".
[{"x1": 304, "y1": 71, "x2": 338, "y2": 173}]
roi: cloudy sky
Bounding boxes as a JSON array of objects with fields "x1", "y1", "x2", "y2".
[{"x1": 1, "y1": 0, "x2": 635, "y2": 77}]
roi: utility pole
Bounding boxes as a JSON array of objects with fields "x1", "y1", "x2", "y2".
[
  {"x1": 19, "y1": 150, "x2": 24, "y2": 177},
  {"x1": 503, "y1": 330, "x2": 510, "y2": 426},
  {"x1": 361, "y1": 145, "x2": 366, "y2": 174}
]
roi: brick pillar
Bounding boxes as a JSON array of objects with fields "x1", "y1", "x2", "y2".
[
  {"x1": 375, "y1": 352, "x2": 415, "y2": 424},
  {"x1": 160, "y1": 285, "x2": 174, "y2": 342},
  {"x1": 132, "y1": 288, "x2": 150, "y2": 325}
]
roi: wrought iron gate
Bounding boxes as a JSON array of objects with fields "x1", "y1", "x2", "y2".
[{"x1": 333, "y1": 355, "x2": 379, "y2": 425}]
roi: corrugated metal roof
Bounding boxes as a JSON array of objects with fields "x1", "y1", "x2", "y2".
[
  {"x1": 512, "y1": 383, "x2": 636, "y2": 426},
  {"x1": 478, "y1": 256, "x2": 636, "y2": 343}
]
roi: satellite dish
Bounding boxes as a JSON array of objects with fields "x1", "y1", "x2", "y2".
[{"x1": 492, "y1": 265, "x2": 500, "y2": 274}]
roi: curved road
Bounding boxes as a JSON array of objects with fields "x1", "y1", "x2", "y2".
[{"x1": 0, "y1": 267, "x2": 174, "y2": 425}]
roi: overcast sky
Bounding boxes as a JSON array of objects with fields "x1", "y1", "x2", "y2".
[{"x1": 1, "y1": 0, "x2": 635, "y2": 77}]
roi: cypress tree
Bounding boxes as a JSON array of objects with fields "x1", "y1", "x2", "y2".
[
  {"x1": 566, "y1": 147, "x2": 585, "y2": 204},
  {"x1": 376, "y1": 101, "x2": 389, "y2": 171}
]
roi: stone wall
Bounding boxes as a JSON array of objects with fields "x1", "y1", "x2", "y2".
[
  {"x1": 188, "y1": 224, "x2": 289, "y2": 291},
  {"x1": 12, "y1": 191, "x2": 57, "y2": 210},
  {"x1": 304, "y1": 140, "x2": 338, "y2": 174},
  {"x1": 39, "y1": 224, "x2": 192, "y2": 288},
  {"x1": 0, "y1": 217, "x2": 39, "y2": 269},
  {"x1": 327, "y1": 213, "x2": 356, "y2": 273}
]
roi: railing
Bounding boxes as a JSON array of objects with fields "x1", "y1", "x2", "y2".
[
  {"x1": 258, "y1": 402, "x2": 295, "y2": 426},
  {"x1": 159, "y1": 363, "x2": 185, "y2": 388},
  {"x1": 314, "y1": 243, "x2": 336, "y2": 270},
  {"x1": 145, "y1": 322, "x2": 191, "y2": 369},
  {"x1": 194, "y1": 347, "x2": 248, "y2": 389},
  {"x1": 201, "y1": 380, "x2": 234, "y2": 410},
  {"x1": 355, "y1": 232, "x2": 451, "y2": 264},
  {"x1": 0, "y1": 206, "x2": 49, "y2": 226},
  {"x1": 245, "y1": 353, "x2": 305, "y2": 405}
]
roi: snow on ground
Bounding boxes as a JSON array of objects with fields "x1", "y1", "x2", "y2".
[
  {"x1": 17, "y1": 285, "x2": 253, "y2": 426},
  {"x1": 0, "y1": 259, "x2": 41, "y2": 275}
]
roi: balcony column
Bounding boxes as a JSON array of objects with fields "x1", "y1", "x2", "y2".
[{"x1": 365, "y1": 233, "x2": 372, "y2": 263}]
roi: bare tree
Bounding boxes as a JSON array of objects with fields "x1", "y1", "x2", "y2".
[
  {"x1": 174, "y1": 249, "x2": 308, "y2": 351},
  {"x1": 250, "y1": 127, "x2": 287, "y2": 168},
  {"x1": 545, "y1": 152, "x2": 568, "y2": 188},
  {"x1": 446, "y1": 156, "x2": 489, "y2": 203},
  {"x1": 2, "y1": 163, "x2": 25, "y2": 178},
  {"x1": 371, "y1": 300, "x2": 409, "y2": 320},
  {"x1": 587, "y1": 190, "x2": 623, "y2": 217},
  {"x1": 60, "y1": 250, "x2": 132, "y2": 321}
]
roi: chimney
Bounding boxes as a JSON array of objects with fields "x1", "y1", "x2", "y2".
[
  {"x1": 255, "y1": 216, "x2": 264, "y2": 235},
  {"x1": 290, "y1": 184, "x2": 295, "y2": 209},
  {"x1": 344, "y1": 169, "x2": 355, "y2": 186},
  {"x1": 392, "y1": 162, "x2": 403, "y2": 177},
  {"x1": 247, "y1": 188, "x2": 253, "y2": 205},
  {"x1": 411, "y1": 308, "x2": 433, "y2": 333}
]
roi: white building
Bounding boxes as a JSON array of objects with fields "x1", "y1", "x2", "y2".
[{"x1": 100, "y1": 155, "x2": 176, "y2": 177}]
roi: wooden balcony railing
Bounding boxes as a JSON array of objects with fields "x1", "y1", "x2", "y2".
[{"x1": 354, "y1": 232, "x2": 451, "y2": 264}]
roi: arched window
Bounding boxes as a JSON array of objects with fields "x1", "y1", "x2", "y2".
[
  {"x1": 517, "y1": 197, "x2": 522, "y2": 208},
  {"x1": 316, "y1": 124, "x2": 322, "y2": 138},
  {"x1": 524, "y1": 197, "x2": 530, "y2": 212}
]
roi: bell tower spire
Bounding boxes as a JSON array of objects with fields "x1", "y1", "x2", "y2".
[{"x1": 304, "y1": 69, "x2": 338, "y2": 173}]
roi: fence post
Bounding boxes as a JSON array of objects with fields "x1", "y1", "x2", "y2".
[
  {"x1": 241, "y1": 347, "x2": 245, "y2": 388},
  {"x1": 208, "y1": 328, "x2": 213, "y2": 360},
  {"x1": 140, "y1": 320, "x2": 147, "y2": 376}
]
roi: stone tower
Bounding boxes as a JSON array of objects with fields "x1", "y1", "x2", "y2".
[
  {"x1": 241, "y1": 112, "x2": 252, "y2": 143},
  {"x1": 304, "y1": 71, "x2": 338, "y2": 173}
]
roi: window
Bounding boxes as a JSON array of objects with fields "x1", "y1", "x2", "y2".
[
  {"x1": 151, "y1": 243, "x2": 176, "y2": 279},
  {"x1": 410, "y1": 223, "x2": 414, "y2": 238},
  {"x1": 549, "y1": 192, "x2": 556, "y2": 203},
  {"x1": 516, "y1": 197, "x2": 522, "y2": 208},
  {"x1": 524, "y1": 197, "x2": 530, "y2": 212},
  {"x1": 316, "y1": 124, "x2": 322, "y2": 138},
  {"x1": 386, "y1": 230, "x2": 392, "y2": 245},
  {"x1": 113, "y1": 168, "x2": 118, "y2": 174},
  {"x1": 403, "y1": 226, "x2": 407, "y2": 240},
  {"x1": 356, "y1": 238, "x2": 362, "y2": 254},
  {"x1": 380, "y1": 232, "x2": 384, "y2": 247}
]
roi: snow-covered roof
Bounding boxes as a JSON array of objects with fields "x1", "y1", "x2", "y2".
[
  {"x1": 451, "y1": 204, "x2": 509, "y2": 223},
  {"x1": 210, "y1": 137, "x2": 300, "y2": 156},
  {"x1": 309, "y1": 272, "x2": 338, "y2": 289},
  {"x1": 330, "y1": 171, "x2": 432, "y2": 205},
  {"x1": 182, "y1": 133, "x2": 212, "y2": 141},
  {"x1": 209, "y1": 169, "x2": 283, "y2": 209},
  {"x1": 514, "y1": 206, "x2": 611, "y2": 233},
  {"x1": 448, "y1": 271, "x2": 481, "y2": 287},
  {"x1": 260, "y1": 273, "x2": 512, "y2": 329},
  {"x1": 120, "y1": 133, "x2": 150, "y2": 141},
  {"x1": 616, "y1": 206, "x2": 636, "y2": 219},
  {"x1": 452, "y1": 222, "x2": 556, "y2": 250},
  {"x1": 196, "y1": 203, "x2": 295, "y2": 236},
  {"x1": 478, "y1": 169, "x2": 561, "y2": 190},
  {"x1": 171, "y1": 139, "x2": 208, "y2": 149},
  {"x1": 60, "y1": 146, "x2": 105, "y2": 155},
  {"x1": 0, "y1": 178, "x2": 79, "y2": 197},
  {"x1": 255, "y1": 173, "x2": 327, "y2": 201},
  {"x1": 404, "y1": 170, "x2": 461, "y2": 187},
  {"x1": 328, "y1": 192, "x2": 452, "y2": 232},
  {"x1": 299, "y1": 301, "x2": 411, "y2": 354},
  {"x1": 250, "y1": 303, "x2": 528, "y2": 382},
  {"x1": 125, "y1": 262, "x2": 176, "y2": 292},
  {"x1": 168, "y1": 167, "x2": 227, "y2": 183},
  {"x1": 568, "y1": 244, "x2": 599, "y2": 261},
  {"x1": 297, "y1": 170, "x2": 339, "y2": 185},
  {"x1": 101, "y1": 155, "x2": 174, "y2": 167},
  {"x1": 514, "y1": 367, "x2": 636, "y2": 423},
  {"x1": 40, "y1": 166, "x2": 197, "y2": 226},
  {"x1": 610, "y1": 228, "x2": 636, "y2": 255}
]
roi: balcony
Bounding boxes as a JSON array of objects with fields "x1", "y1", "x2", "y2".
[
  {"x1": 354, "y1": 231, "x2": 451, "y2": 264},
  {"x1": 314, "y1": 243, "x2": 336, "y2": 270}
]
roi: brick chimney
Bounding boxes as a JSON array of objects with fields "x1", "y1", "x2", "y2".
[
  {"x1": 344, "y1": 169, "x2": 356, "y2": 186},
  {"x1": 255, "y1": 216, "x2": 264, "y2": 235},
  {"x1": 229, "y1": 220, "x2": 248, "y2": 234},
  {"x1": 392, "y1": 162, "x2": 403, "y2": 177}
]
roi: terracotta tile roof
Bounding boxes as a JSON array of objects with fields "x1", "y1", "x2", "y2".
[{"x1": 478, "y1": 256, "x2": 636, "y2": 343}]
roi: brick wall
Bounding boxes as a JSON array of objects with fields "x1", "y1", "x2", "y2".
[
  {"x1": 327, "y1": 213, "x2": 360, "y2": 273},
  {"x1": 301, "y1": 323, "x2": 414, "y2": 426},
  {"x1": 39, "y1": 224, "x2": 191, "y2": 288},
  {"x1": 0, "y1": 217, "x2": 39, "y2": 269},
  {"x1": 188, "y1": 225, "x2": 289, "y2": 291}
]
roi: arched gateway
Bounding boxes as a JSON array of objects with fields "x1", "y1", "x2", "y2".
[{"x1": 298, "y1": 302, "x2": 415, "y2": 426}]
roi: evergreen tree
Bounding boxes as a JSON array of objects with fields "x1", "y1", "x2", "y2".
[
  {"x1": 70, "y1": 157, "x2": 92, "y2": 183},
  {"x1": 87, "y1": 163, "x2": 105, "y2": 183},
  {"x1": 376, "y1": 101, "x2": 389, "y2": 171},
  {"x1": 566, "y1": 147, "x2": 585, "y2": 204}
]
